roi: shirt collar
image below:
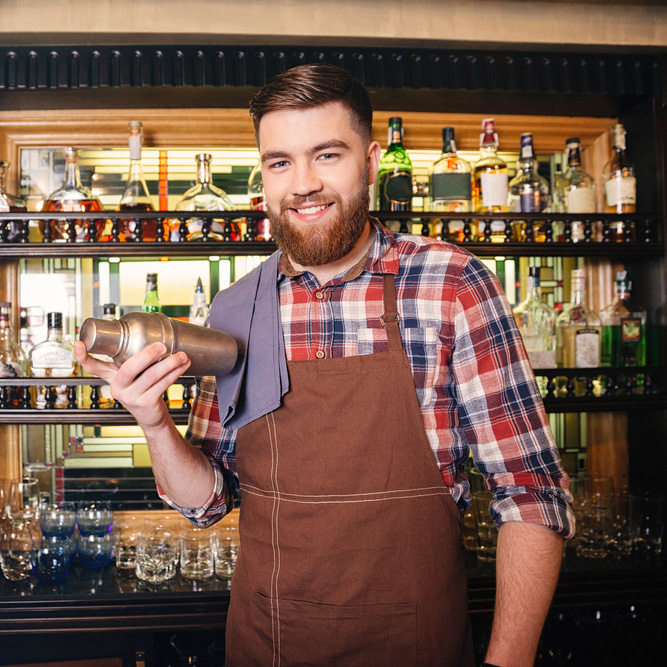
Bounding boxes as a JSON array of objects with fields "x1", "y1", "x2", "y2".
[{"x1": 278, "y1": 218, "x2": 399, "y2": 284}]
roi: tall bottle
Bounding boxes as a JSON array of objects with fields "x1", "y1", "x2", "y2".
[
  {"x1": 28, "y1": 312, "x2": 78, "y2": 409},
  {"x1": 117, "y1": 121, "x2": 156, "y2": 242},
  {"x1": 513, "y1": 267, "x2": 556, "y2": 369},
  {"x1": 602, "y1": 123, "x2": 636, "y2": 241},
  {"x1": 189, "y1": 277, "x2": 209, "y2": 326},
  {"x1": 472, "y1": 118, "x2": 509, "y2": 241},
  {"x1": 247, "y1": 160, "x2": 271, "y2": 241},
  {"x1": 556, "y1": 269, "x2": 601, "y2": 369},
  {"x1": 41, "y1": 148, "x2": 105, "y2": 242},
  {"x1": 0, "y1": 302, "x2": 26, "y2": 378},
  {"x1": 0, "y1": 161, "x2": 27, "y2": 243},
  {"x1": 429, "y1": 127, "x2": 473, "y2": 242},
  {"x1": 600, "y1": 271, "x2": 646, "y2": 367},
  {"x1": 142, "y1": 273, "x2": 162, "y2": 313},
  {"x1": 376, "y1": 117, "x2": 413, "y2": 212},
  {"x1": 173, "y1": 153, "x2": 239, "y2": 242}
]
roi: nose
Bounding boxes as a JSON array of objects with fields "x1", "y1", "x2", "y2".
[{"x1": 290, "y1": 160, "x2": 323, "y2": 197}]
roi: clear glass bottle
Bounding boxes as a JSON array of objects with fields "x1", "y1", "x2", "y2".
[
  {"x1": 28, "y1": 312, "x2": 78, "y2": 409},
  {"x1": 600, "y1": 271, "x2": 646, "y2": 367},
  {"x1": 247, "y1": 160, "x2": 271, "y2": 241},
  {"x1": 429, "y1": 127, "x2": 473, "y2": 242},
  {"x1": 173, "y1": 153, "x2": 239, "y2": 242},
  {"x1": 602, "y1": 123, "x2": 636, "y2": 241},
  {"x1": 117, "y1": 120, "x2": 156, "y2": 242},
  {"x1": 40, "y1": 147, "x2": 105, "y2": 242},
  {"x1": 0, "y1": 161, "x2": 27, "y2": 243},
  {"x1": 189, "y1": 277, "x2": 209, "y2": 326},
  {"x1": 556, "y1": 269, "x2": 601, "y2": 369},
  {"x1": 554, "y1": 137, "x2": 597, "y2": 242},
  {"x1": 142, "y1": 273, "x2": 162, "y2": 313},
  {"x1": 376, "y1": 117, "x2": 413, "y2": 212},
  {"x1": 472, "y1": 118, "x2": 509, "y2": 241},
  {"x1": 0, "y1": 301, "x2": 26, "y2": 378},
  {"x1": 513, "y1": 267, "x2": 556, "y2": 369}
]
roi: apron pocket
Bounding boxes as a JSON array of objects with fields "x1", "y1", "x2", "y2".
[{"x1": 252, "y1": 591, "x2": 417, "y2": 667}]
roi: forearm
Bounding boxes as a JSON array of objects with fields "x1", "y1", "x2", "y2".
[
  {"x1": 485, "y1": 521, "x2": 564, "y2": 667},
  {"x1": 143, "y1": 418, "x2": 216, "y2": 510}
]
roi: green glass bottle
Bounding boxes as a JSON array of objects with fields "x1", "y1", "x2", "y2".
[
  {"x1": 376, "y1": 117, "x2": 413, "y2": 212},
  {"x1": 142, "y1": 273, "x2": 162, "y2": 313}
]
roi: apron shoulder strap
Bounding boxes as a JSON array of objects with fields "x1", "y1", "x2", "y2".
[{"x1": 381, "y1": 273, "x2": 402, "y2": 352}]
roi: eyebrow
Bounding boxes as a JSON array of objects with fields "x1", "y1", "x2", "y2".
[{"x1": 261, "y1": 139, "x2": 351, "y2": 163}]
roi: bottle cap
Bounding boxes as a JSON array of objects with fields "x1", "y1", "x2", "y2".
[
  {"x1": 480, "y1": 118, "x2": 498, "y2": 146},
  {"x1": 103, "y1": 303, "x2": 117, "y2": 316},
  {"x1": 47, "y1": 312, "x2": 63, "y2": 330},
  {"x1": 388, "y1": 117, "x2": 402, "y2": 125}
]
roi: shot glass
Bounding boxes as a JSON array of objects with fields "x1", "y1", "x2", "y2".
[
  {"x1": 180, "y1": 528, "x2": 214, "y2": 581},
  {"x1": 77, "y1": 532, "x2": 114, "y2": 570},
  {"x1": 31, "y1": 535, "x2": 73, "y2": 584},
  {"x1": 76, "y1": 501, "x2": 113, "y2": 537},
  {"x1": 39, "y1": 501, "x2": 76, "y2": 539},
  {"x1": 214, "y1": 525, "x2": 240, "y2": 579},
  {"x1": 136, "y1": 522, "x2": 180, "y2": 585}
]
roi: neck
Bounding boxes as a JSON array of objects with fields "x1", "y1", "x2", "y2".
[{"x1": 288, "y1": 220, "x2": 374, "y2": 286}]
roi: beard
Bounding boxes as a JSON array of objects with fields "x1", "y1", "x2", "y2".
[{"x1": 267, "y1": 169, "x2": 370, "y2": 267}]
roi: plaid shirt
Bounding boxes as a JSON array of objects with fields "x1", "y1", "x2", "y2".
[{"x1": 164, "y1": 219, "x2": 574, "y2": 538}]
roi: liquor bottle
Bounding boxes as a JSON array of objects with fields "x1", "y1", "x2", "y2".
[
  {"x1": 472, "y1": 118, "x2": 509, "y2": 241},
  {"x1": 429, "y1": 127, "x2": 473, "y2": 242},
  {"x1": 0, "y1": 161, "x2": 27, "y2": 243},
  {"x1": 142, "y1": 273, "x2": 162, "y2": 313},
  {"x1": 173, "y1": 153, "x2": 239, "y2": 242},
  {"x1": 247, "y1": 160, "x2": 271, "y2": 241},
  {"x1": 512, "y1": 267, "x2": 556, "y2": 369},
  {"x1": 189, "y1": 277, "x2": 209, "y2": 326},
  {"x1": 28, "y1": 312, "x2": 78, "y2": 409},
  {"x1": 554, "y1": 137, "x2": 597, "y2": 242},
  {"x1": 508, "y1": 133, "x2": 551, "y2": 241},
  {"x1": 556, "y1": 269, "x2": 601, "y2": 369},
  {"x1": 600, "y1": 271, "x2": 646, "y2": 367},
  {"x1": 40, "y1": 147, "x2": 105, "y2": 242},
  {"x1": 117, "y1": 121, "x2": 156, "y2": 242},
  {"x1": 602, "y1": 124, "x2": 636, "y2": 241},
  {"x1": 376, "y1": 117, "x2": 413, "y2": 212},
  {"x1": 0, "y1": 302, "x2": 26, "y2": 378}
]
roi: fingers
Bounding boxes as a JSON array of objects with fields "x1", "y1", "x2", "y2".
[
  {"x1": 113, "y1": 344, "x2": 191, "y2": 396},
  {"x1": 73, "y1": 340, "x2": 119, "y2": 383}
]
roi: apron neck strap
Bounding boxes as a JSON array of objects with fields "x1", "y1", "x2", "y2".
[{"x1": 381, "y1": 273, "x2": 402, "y2": 352}]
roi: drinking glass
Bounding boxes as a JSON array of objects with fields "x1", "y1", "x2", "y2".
[
  {"x1": 214, "y1": 525, "x2": 240, "y2": 579},
  {"x1": 576, "y1": 475, "x2": 615, "y2": 559},
  {"x1": 606, "y1": 491, "x2": 639, "y2": 562},
  {"x1": 76, "y1": 500, "x2": 113, "y2": 537},
  {"x1": 468, "y1": 469, "x2": 497, "y2": 563},
  {"x1": 136, "y1": 521, "x2": 180, "y2": 584},
  {"x1": 115, "y1": 515, "x2": 141, "y2": 571},
  {"x1": 31, "y1": 535, "x2": 73, "y2": 584},
  {"x1": 39, "y1": 501, "x2": 76, "y2": 538},
  {"x1": 635, "y1": 492, "x2": 665, "y2": 564},
  {"x1": 0, "y1": 511, "x2": 35, "y2": 581},
  {"x1": 180, "y1": 528, "x2": 214, "y2": 580},
  {"x1": 77, "y1": 532, "x2": 114, "y2": 569},
  {"x1": 7, "y1": 477, "x2": 40, "y2": 514}
]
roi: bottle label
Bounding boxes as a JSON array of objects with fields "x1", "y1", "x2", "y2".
[
  {"x1": 621, "y1": 317, "x2": 642, "y2": 342},
  {"x1": 383, "y1": 171, "x2": 413, "y2": 205},
  {"x1": 575, "y1": 328, "x2": 600, "y2": 368},
  {"x1": 129, "y1": 134, "x2": 142, "y2": 161},
  {"x1": 431, "y1": 173, "x2": 472, "y2": 201},
  {"x1": 480, "y1": 172, "x2": 508, "y2": 208},
  {"x1": 566, "y1": 187, "x2": 596, "y2": 213},
  {"x1": 520, "y1": 191, "x2": 547, "y2": 213},
  {"x1": 605, "y1": 177, "x2": 636, "y2": 207}
]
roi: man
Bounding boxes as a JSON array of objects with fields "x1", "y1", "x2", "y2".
[{"x1": 74, "y1": 64, "x2": 574, "y2": 667}]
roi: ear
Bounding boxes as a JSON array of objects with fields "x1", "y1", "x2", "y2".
[{"x1": 366, "y1": 141, "x2": 382, "y2": 186}]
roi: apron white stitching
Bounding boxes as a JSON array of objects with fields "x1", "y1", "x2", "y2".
[{"x1": 267, "y1": 411, "x2": 281, "y2": 667}]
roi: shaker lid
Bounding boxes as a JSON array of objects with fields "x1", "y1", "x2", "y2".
[{"x1": 79, "y1": 317, "x2": 123, "y2": 357}]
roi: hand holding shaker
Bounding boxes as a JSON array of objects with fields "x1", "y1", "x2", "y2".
[{"x1": 78, "y1": 311, "x2": 237, "y2": 376}]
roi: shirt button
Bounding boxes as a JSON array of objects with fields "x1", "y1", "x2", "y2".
[
  {"x1": 315, "y1": 291, "x2": 324, "y2": 300},
  {"x1": 315, "y1": 350, "x2": 325, "y2": 359}
]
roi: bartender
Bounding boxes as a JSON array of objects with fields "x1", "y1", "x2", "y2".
[{"x1": 75, "y1": 63, "x2": 574, "y2": 667}]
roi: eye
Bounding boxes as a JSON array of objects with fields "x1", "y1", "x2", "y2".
[
  {"x1": 267, "y1": 159, "x2": 290, "y2": 170},
  {"x1": 318, "y1": 153, "x2": 338, "y2": 161}
]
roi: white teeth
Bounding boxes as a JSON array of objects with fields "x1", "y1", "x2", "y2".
[{"x1": 296, "y1": 204, "x2": 328, "y2": 215}]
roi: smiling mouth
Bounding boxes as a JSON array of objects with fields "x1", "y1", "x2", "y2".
[{"x1": 291, "y1": 203, "x2": 333, "y2": 215}]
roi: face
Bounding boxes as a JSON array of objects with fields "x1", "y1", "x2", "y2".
[{"x1": 258, "y1": 102, "x2": 380, "y2": 267}]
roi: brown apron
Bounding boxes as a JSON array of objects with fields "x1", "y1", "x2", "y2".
[{"x1": 226, "y1": 274, "x2": 474, "y2": 667}]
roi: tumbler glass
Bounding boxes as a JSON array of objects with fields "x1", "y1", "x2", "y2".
[
  {"x1": 39, "y1": 501, "x2": 76, "y2": 539},
  {"x1": 77, "y1": 532, "x2": 114, "y2": 569},
  {"x1": 214, "y1": 525, "x2": 240, "y2": 579},
  {"x1": 115, "y1": 515, "x2": 141, "y2": 571},
  {"x1": 180, "y1": 528, "x2": 214, "y2": 580},
  {"x1": 0, "y1": 510, "x2": 36, "y2": 581},
  {"x1": 576, "y1": 475, "x2": 615, "y2": 559},
  {"x1": 76, "y1": 500, "x2": 113, "y2": 537},
  {"x1": 31, "y1": 535, "x2": 73, "y2": 584},
  {"x1": 635, "y1": 492, "x2": 665, "y2": 564},
  {"x1": 136, "y1": 521, "x2": 180, "y2": 584}
]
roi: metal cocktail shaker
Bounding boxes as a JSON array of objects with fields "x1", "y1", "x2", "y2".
[{"x1": 79, "y1": 312, "x2": 238, "y2": 376}]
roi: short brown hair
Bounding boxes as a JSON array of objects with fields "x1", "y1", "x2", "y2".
[{"x1": 249, "y1": 64, "x2": 373, "y2": 143}]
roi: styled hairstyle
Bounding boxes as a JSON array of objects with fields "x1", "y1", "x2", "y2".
[{"x1": 249, "y1": 64, "x2": 373, "y2": 143}]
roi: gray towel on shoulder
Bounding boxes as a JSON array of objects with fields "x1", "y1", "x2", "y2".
[{"x1": 208, "y1": 251, "x2": 289, "y2": 430}]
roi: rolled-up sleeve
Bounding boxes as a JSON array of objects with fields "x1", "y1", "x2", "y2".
[{"x1": 451, "y1": 256, "x2": 575, "y2": 539}]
